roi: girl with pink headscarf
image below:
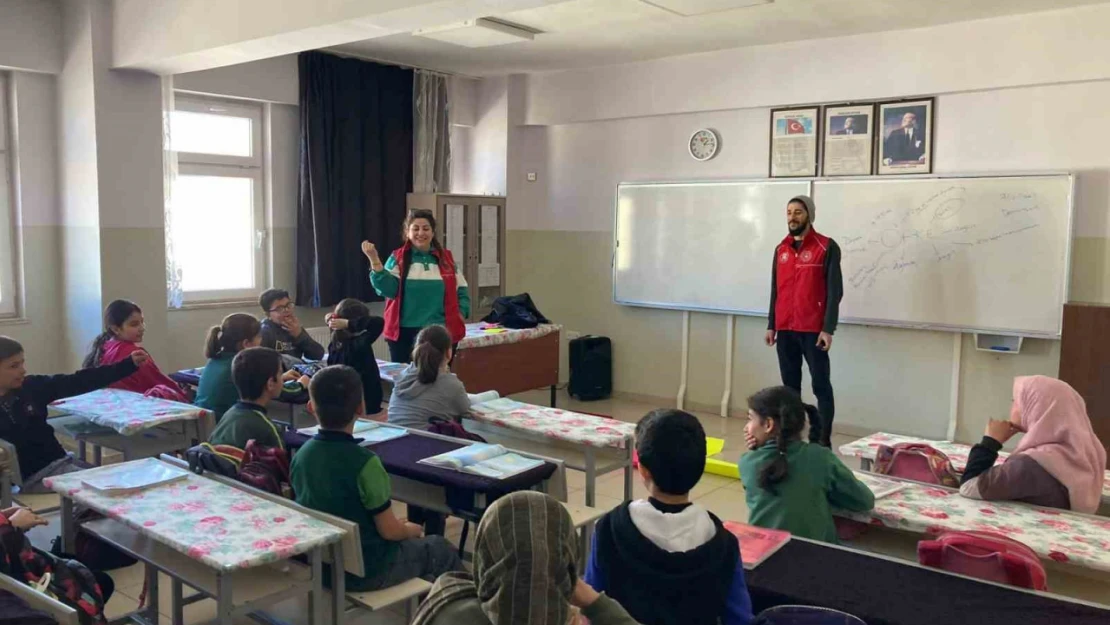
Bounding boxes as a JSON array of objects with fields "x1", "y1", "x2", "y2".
[{"x1": 959, "y1": 376, "x2": 1107, "y2": 514}]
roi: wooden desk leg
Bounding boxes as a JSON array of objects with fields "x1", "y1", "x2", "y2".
[
  {"x1": 330, "y1": 543, "x2": 345, "y2": 625},
  {"x1": 584, "y1": 449, "x2": 596, "y2": 508},
  {"x1": 308, "y1": 546, "x2": 323, "y2": 625},
  {"x1": 215, "y1": 572, "x2": 233, "y2": 625},
  {"x1": 172, "y1": 579, "x2": 184, "y2": 625},
  {"x1": 60, "y1": 497, "x2": 75, "y2": 553}
]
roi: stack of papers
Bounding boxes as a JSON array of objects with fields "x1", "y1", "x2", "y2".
[
  {"x1": 81, "y1": 459, "x2": 189, "y2": 495},
  {"x1": 418, "y1": 443, "x2": 544, "y2": 480}
]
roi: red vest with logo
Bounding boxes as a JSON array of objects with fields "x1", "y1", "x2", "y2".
[
  {"x1": 382, "y1": 244, "x2": 466, "y2": 343},
  {"x1": 773, "y1": 229, "x2": 831, "y2": 333}
]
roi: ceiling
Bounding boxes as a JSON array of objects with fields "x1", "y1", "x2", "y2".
[{"x1": 330, "y1": 0, "x2": 1110, "y2": 76}]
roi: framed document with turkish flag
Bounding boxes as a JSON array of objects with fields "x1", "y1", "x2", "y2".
[{"x1": 770, "y1": 106, "x2": 819, "y2": 178}]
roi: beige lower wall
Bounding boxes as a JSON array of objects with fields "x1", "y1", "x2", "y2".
[
  {"x1": 508, "y1": 229, "x2": 1102, "y2": 442},
  {"x1": 2, "y1": 226, "x2": 65, "y2": 374}
]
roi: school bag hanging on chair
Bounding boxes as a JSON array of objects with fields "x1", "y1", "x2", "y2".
[{"x1": 873, "y1": 442, "x2": 961, "y2": 487}]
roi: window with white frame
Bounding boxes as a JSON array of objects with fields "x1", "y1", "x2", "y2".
[
  {"x1": 169, "y1": 96, "x2": 265, "y2": 303},
  {"x1": 0, "y1": 73, "x2": 20, "y2": 317}
]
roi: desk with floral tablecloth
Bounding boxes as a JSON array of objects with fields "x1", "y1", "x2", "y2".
[
  {"x1": 46, "y1": 458, "x2": 345, "y2": 625},
  {"x1": 452, "y1": 323, "x2": 561, "y2": 406},
  {"x1": 839, "y1": 432, "x2": 1110, "y2": 507},
  {"x1": 837, "y1": 471, "x2": 1110, "y2": 578}
]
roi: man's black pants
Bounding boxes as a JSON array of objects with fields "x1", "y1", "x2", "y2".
[{"x1": 775, "y1": 330, "x2": 835, "y2": 446}]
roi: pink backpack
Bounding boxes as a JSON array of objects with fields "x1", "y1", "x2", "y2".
[
  {"x1": 918, "y1": 530, "x2": 1048, "y2": 590},
  {"x1": 873, "y1": 443, "x2": 960, "y2": 487}
]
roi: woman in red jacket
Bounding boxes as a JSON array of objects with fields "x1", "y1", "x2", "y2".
[{"x1": 82, "y1": 300, "x2": 188, "y2": 402}]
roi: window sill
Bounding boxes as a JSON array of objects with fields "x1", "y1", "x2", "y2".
[
  {"x1": 0, "y1": 317, "x2": 29, "y2": 326},
  {"x1": 169, "y1": 300, "x2": 258, "y2": 312}
]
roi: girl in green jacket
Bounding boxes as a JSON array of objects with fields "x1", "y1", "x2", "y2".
[{"x1": 739, "y1": 386, "x2": 874, "y2": 543}]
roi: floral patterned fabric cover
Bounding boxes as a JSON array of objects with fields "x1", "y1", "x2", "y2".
[
  {"x1": 457, "y1": 323, "x2": 560, "y2": 350},
  {"x1": 45, "y1": 459, "x2": 344, "y2": 572},
  {"x1": 50, "y1": 389, "x2": 211, "y2": 436},
  {"x1": 838, "y1": 471, "x2": 1110, "y2": 573},
  {"x1": 840, "y1": 432, "x2": 1110, "y2": 502},
  {"x1": 468, "y1": 398, "x2": 634, "y2": 449}
]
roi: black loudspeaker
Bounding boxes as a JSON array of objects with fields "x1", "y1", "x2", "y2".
[{"x1": 568, "y1": 335, "x2": 612, "y2": 401}]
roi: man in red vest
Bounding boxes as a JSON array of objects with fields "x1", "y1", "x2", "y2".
[{"x1": 765, "y1": 195, "x2": 843, "y2": 447}]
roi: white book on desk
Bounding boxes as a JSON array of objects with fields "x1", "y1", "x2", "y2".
[
  {"x1": 467, "y1": 391, "x2": 500, "y2": 406},
  {"x1": 299, "y1": 420, "x2": 408, "y2": 444},
  {"x1": 470, "y1": 397, "x2": 528, "y2": 415},
  {"x1": 418, "y1": 443, "x2": 543, "y2": 480},
  {"x1": 856, "y1": 472, "x2": 909, "y2": 499}
]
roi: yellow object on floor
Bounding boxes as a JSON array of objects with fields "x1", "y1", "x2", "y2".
[{"x1": 705, "y1": 436, "x2": 739, "y2": 480}]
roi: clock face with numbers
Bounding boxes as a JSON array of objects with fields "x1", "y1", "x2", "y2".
[{"x1": 689, "y1": 128, "x2": 720, "y2": 161}]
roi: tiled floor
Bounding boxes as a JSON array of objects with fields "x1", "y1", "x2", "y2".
[{"x1": 19, "y1": 389, "x2": 1109, "y2": 624}]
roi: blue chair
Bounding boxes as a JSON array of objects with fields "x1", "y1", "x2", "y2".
[{"x1": 755, "y1": 605, "x2": 867, "y2": 625}]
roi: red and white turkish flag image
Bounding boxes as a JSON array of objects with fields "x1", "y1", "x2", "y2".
[{"x1": 787, "y1": 119, "x2": 806, "y2": 134}]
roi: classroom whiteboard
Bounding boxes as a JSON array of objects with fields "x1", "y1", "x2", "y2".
[
  {"x1": 613, "y1": 174, "x2": 1074, "y2": 337},
  {"x1": 614, "y1": 181, "x2": 809, "y2": 314}
]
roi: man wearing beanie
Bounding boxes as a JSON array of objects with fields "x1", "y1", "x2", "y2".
[{"x1": 765, "y1": 195, "x2": 843, "y2": 447}]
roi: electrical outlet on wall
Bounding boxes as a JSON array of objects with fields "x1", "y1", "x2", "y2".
[{"x1": 527, "y1": 172, "x2": 537, "y2": 182}]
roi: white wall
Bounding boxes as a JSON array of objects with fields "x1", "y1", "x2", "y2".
[
  {"x1": 0, "y1": 0, "x2": 62, "y2": 74},
  {"x1": 175, "y1": 55, "x2": 299, "y2": 105},
  {"x1": 452, "y1": 76, "x2": 507, "y2": 195},
  {"x1": 494, "y1": 3, "x2": 1110, "y2": 442}
]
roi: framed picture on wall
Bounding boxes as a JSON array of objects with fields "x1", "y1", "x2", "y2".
[
  {"x1": 821, "y1": 104, "x2": 875, "y2": 176},
  {"x1": 877, "y1": 98, "x2": 934, "y2": 175},
  {"x1": 769, "y1": 106, "x2": 819, "y2": 178}
]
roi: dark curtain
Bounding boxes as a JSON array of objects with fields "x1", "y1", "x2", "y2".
[{"x1": 296, "y1": 51, "x2": 413, "y2": 307}]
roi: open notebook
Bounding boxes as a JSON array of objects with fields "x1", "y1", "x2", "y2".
[
  {"x1": 722, "y1": 521, "x2": 791, "y2": 570},
  {"x1": 418, "y1": 443, "x2": 544, "y2": 480},
  {"x1": 298, "y1": 419, "x2": 408, "y2": 444}
]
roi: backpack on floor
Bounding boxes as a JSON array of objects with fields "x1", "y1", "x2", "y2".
[
  {"x1": 427, "y1": 417, "x2": 486, "y2": 443},
  {"x1": 873, "y1": 442, "x2": 960, "y2": 487},
  {"x1": 1, "y1": 522, "x2": 108, "y2": 625},
  {"x1": 918, "y1": 530, "x2": 1048, "y2": 590}
]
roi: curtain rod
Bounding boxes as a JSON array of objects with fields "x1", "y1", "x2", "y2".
[{"x1": 318, "y1": 47, "x2": 483, "y2": 81}]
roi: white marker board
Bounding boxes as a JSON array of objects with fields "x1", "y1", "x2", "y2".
[{"x1": 613, "y1": 174, "x2": 1073, "y2": 337}]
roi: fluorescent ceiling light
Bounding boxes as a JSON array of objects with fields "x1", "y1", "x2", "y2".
[{"x1": 414, "y1": 18, "x2": 535, "y2": 48}]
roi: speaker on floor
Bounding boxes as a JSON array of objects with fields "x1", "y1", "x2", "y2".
[{"x1": 568, "y1": 335, "x2": 611, "y2": 401}]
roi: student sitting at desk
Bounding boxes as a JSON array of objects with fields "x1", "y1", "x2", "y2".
[
  {"x1": 0, "y1": 336, "x2": 147, "y2": 492},
  {"x1": 83, "y1": 299, "x2": 188, "y2": 402},
  {"x1": 585, "y1": 409, "x2": 752, "y2": 625},
  {"x1": 960, "y1": 376, "x2": 1107, "y2": 514},
  {"x1": 413, "y1": 491, "x2": 642, "y2": 625},
  {"x1": 207, "y1": 347, "x2": 285, "y2": 450},
  {"x1": 258, "y1": 288, "x2": 325, "y2": 362},
  {"x1": 740, "y1": 386, "x2": 874, "y2": 542},
  {"x1": 291, "y1": 365, "x2": 463, "y2": 591},
  {"x1": 196, "y1": 313, "x2": 262, "y2": 421},
  {"x1": 325, "y1": 299, "x2": 385, "y2": 416}
]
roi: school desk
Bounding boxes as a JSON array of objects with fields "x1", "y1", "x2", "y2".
[
  {"x1": 745, "y1": 533, "x2": 1110, "y2": 625},
  {"x1": 45, "y1": 389, "x2": 213, "y2": 467},
  {"x1": 170, "y1": 367, "x2": 311, "y2": 430},
  {"x1": 288, "y1": 425, "x2": 567, "y2": 520},
  {"x1": 835, "y1": 471, "x2": 1110, "y2": 580},
  {"x1": 465, "y1": 398, "x2": 635, "y2": 507},
  {"x1": 46, "y1": 458, "x2": 346, "y2": 625},
  {"x1": 840, "y1": 432, "x2": 1110, "y2": 507},
  {"x1": 452, "y1": 323, "x2": 561, "y2": 407}
]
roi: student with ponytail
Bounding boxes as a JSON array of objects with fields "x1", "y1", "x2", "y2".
[
  {"x1": 196, "y1": 313, "x2": 262, "y2": 421},
  {"x1": 739, "y1": 386, "x2": 873, "y2": 542},
  {"x1": 388, "y1": 325, "x2": 471, "y2": 535},
  {"x1": 83, "y1": 299, "x2": 188, "y2": 402},
  {"x1": 325, "y1": 298, "x2": 386, "y2": 416}
]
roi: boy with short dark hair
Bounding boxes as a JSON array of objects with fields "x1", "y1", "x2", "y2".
[
  {"x1": 291, "y1": 365, "x2": 463, "y2": 591},
  {"x1": 585, "y1": 409, "x2": 753, "y2": 625},
  {"x1": 207, "y1": 347, "x2": 285, "y2": 450},
  {"x1": 258, "y1": 288, "x2": 324, "y2": 361}
]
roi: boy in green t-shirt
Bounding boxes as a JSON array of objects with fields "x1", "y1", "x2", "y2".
[
  {"x1": 291, "y1": 365, "x2": 463, "y2": 590},
  {"x1": 207, "y1": 347, "x2": 285, "y2": 450}
]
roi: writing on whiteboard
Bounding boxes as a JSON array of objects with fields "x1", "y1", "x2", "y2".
[{"x1": 846, "y1": 187, "x2": 1043, "y2": 290}]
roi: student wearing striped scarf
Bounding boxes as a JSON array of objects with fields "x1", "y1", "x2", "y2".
[{"x1": 412, "y1": 491, "x2": 641, "y2": 625}]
